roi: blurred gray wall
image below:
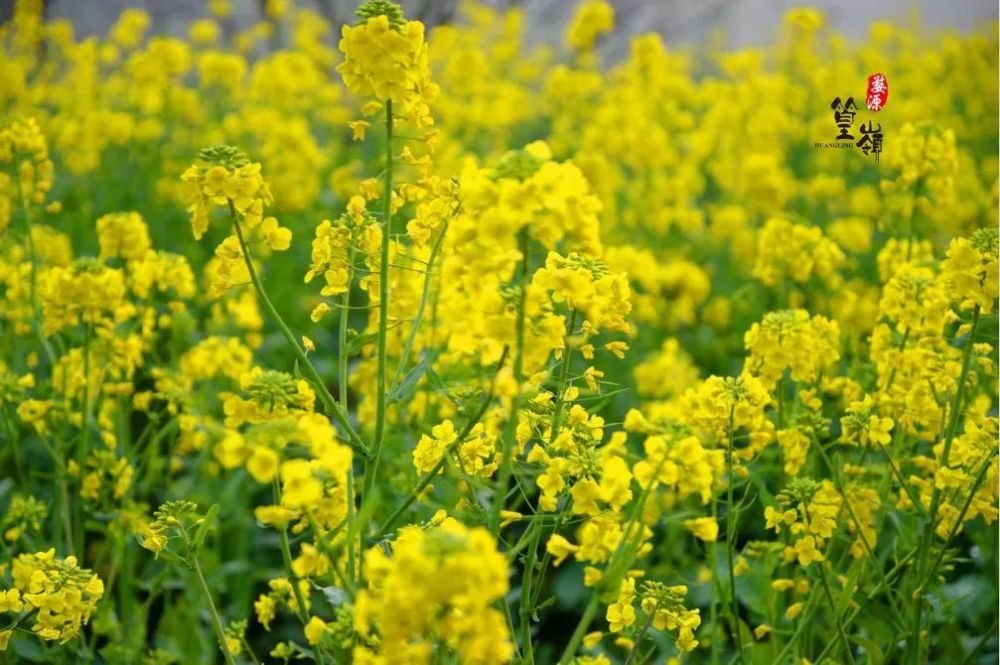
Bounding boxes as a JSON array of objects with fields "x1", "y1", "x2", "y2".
[{"x1": 5, "y1": 0, "x2": 997, "y2": 55}]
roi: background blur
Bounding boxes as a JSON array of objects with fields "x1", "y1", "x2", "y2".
[{"x1": 2, "y1": 0, "x2": 997, "y2": 58}]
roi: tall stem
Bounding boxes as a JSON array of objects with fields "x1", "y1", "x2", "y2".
[
  {"x1": 340, "y1": 238, "x2": 358, "y2": 586},
  {"x1": 557, "y1": 452, "x2": 669, "y2": 664},
  {"x1": 816, "y1": 552, "x2": 855, "y2": 663},
  {"x1": 490, "y1": 226, "x2": 530, "y2": 534},
  {"x1": 390, "y1": 218, "x2": 446, "y2": 391},
  {"x1": 921, "y1": 452, "x2": 996, "y2": 592},
  {"x1": 14, "y1": 168, "x2": 56, "y2": 365},
  {"x1": 725, "y1": 408, "x2": 745, "y2": 662},
  {"x1": 279, "y1": 526, "x2": 310, "y2": 625},
  {"x1": 73, "y1": 323, "x2": 92, "y2": 558},
  {"x1": 273, "y1": 485, "x2": 327, "y2": 665},
  {"x1": 365, "y1": 99, "x2": 394, "y2": 502},
  {"x1": 910, "y1": 304, "x2": 981, "y2": 661},
  {"x1": 548, "y1": 310, "x2": 579, "y2": 445},
  {"x1": 180, "y1": 529, "x2": 236, "y2": 665},
  {"x1": 371, "y1": 347, "x2": 507, "y2": 542},
  {"x1": 229, "y1": 204, "x2": 369, "y2": 457},
  {"x1": 558, "y1": 593, "x2": 600, "y2": 665}
]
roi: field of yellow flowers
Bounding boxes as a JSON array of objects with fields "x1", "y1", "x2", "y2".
[{"x1": 0, "y1": 0, "x2": 997, "y2": 662}]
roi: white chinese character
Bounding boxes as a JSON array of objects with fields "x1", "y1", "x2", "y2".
[
  {"x1": 870, "y1": 74, "x2": 886, "y2": 94},
  {"x1": 867, "y1": 94, "x2": 883, "y2": 111}
]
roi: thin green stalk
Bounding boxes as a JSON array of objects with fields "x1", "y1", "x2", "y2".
[
  {"x1": 74, "y1": 323, "x2": 92, "y2": 558},
  {"x1": 548, "y1": 310, "x2": 579, "y2": 445},
  {"x1": 816, "y1": 444, "x2": 907, "y2": 626},
  {"x1": 229, "y1": 204, "x2": 369, "y2": 457},
  {"x1": 274, "y1": 498, "x2": 327, "y2": 665},
  {"x1": 521, "y1": 308, "x2": 579, "y2": 659},
  {"x1": 905, "y1": 175, "x2": 925, "y2": 262},
  {"x1": 910, "y1": 304, "x2": 981, "y2": 662},
  {"x1": 519, "y1": 516, "x2": 543, "y2": 663},
  {"x1": 817, "y1": 560, "x2": 855, "y2": 664},
  {"x1": 179, "y1": 529, "x2": 236, "y2": 665},
  {"x1": 528, "y1": 502, "x2": 572, "y2": 610},
  {"x1": 279, "y1": 526, "x2": 310, "y2": 625},
  {"x1": 799, "y1": 503, "x2": 854, "y2": 664},
  {"x1": 875, "y1": 439, "x2": 926, "y2": 518},
  {"x1": 490, "y1": 226, "x2": 530, "y2": 534},
  {"x1": 191, "y1": 559, "x2": 236, "y2": 665},
  {"x1": 790, "y1": 549, "x2": 916, "y2": 663},
  {"x1": 773, "y1": 592, "x2": 822, "y2": 663},
  {"x1": 339, "y1": 237, "x2": 357, "y2": 587},
  {"x1": 241, "y1": 637, "x2": 263, "y2": 665},
  {"x1": 366, "y1": 98, "x2": 394, "y2": 498},
  {"x1": 708, "y1": 531, "x2": 720, "y2": 665},
  {"x1": 959, "y1": 617, "x2": 999, "y2": 665},
  {"x1": 58, "y1": 464, "x2": 73, "y2": 558},
  {"x1": 558, "y1": 593, "x2": 600, "y2": 665},
  {"x1": 13, "y1": 168, "x2": 56, "y2": 366},
  {"x1": 371, "y1": 347, "x2": 507, "y2": 542},
  {"x1": 724, "y1": 408, "x2": 745, "y2": 662},
  {"x1": 920, "y1": 451, "x2": 996, "y2": 593},
  {"x1": 1, "y1": 404, "x2": 26, "y2": 486},
  {"x1": 624, "y1": 602, "x2": 659, "y2": 665},
  {"x1": 504, "y1": 517, "x2": 542, "y2": 562},
  {"x1": 390, "y1": 218, "x2": 446, "y2": 391},
  {"x1": 557, "y1": 453, "x2": 670, "y2": 665}
]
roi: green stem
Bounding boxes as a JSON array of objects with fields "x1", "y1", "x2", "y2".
[
  {"x1": 920, "y1": 451, "x2": 996, "y2": 593},
  {"x1": 339, "y1": 237, "x2": 357, "y2": 587},
  {"x1": 876, "y1": 439, "x2": 926, "y2": 518},
  {"x1": 817, "y1": 559, "x2": 855, "y2": 664},
  {"x1": 504, "y1": 517, "x2": 542, "y2": 562},
  {"x1": 371, "y1": 347, "x2": 507, "y2": 542},
  {"x1": 910, "y1": 304, "x2": 981, "y2": 662},
  {"x1": 558, "y1": 593, "x2": 600, "y2": 665},
  {"x1": 816, "y1": 444, "x2": 907, "y2": 626},
  {"x1": 529, "y1": 502, "x2": 572, "y2": 610},
  {"x1": 365, "y1": 98, "x2": 394, "y2": 499},
  {"x1": 793, "y1": 549, "x2": 916, "y2": 664},
  {"x1": 74, "y1": 323, "x2": 92, "y2": 558},
  {"x1": 557, "y1": 454, "x2": 670, "y2": 665},
  {"x1": 274, "y1": 501, "x2": 327, "y2": 665},
  {"x1": 0, "y1": 405, "x2": 26, "y2": 487},
  {"x1": 624, "y1": 602, "x2": 659, "y2": 665},
  {"x1": 279, "y1": 526, "x2": 310, "y2": 625},
  {"x1": 13, "y1": 167, "x2": 56, "y2": 366},
  {"x1": 229, "y1": 204, "x2": 369, "y2": 457},
  {"x1": 490, "y1": 226, "x2": 529, "y2": 534},
  {"x1": 725, "y1": 408, "x2": 745, "y2": 662},
  {"x1": 390, "y1": 218, "x2": 446, "y2": 391},
  {"x1": 708, "y1": 533, "x2": 720, "y2": 665},
  {"x1": 180, "y1": 530, "x2": 236, "y2": 665},
  {"x1": 519, "y1": 519, "x2": 542, "y2": 663},
  {"x1": 548, "y1": 310, "x2": 579, "y2": 445}
]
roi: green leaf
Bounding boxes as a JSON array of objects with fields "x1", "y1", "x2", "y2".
[
  {"x1": 192, "y1": 504, "x2": 220, "y2": 550},
  {"x1": 345, "y1": 331, "x2": 378, "y2": 357},
  {"x1": 850, "y1": 635, "x2": 884, "y2": 665},
  {"x1": 322, "y1": 586, "x2": 349, "y2": 608},
  {"x1": 836, "y1": 557, "x2": 864, "y2": 617},
  {"x1": 746, "y1": 464, "x2": 778, "y2": 508},
  {"x1": 387, "y1": 354, "x2": 431, "y2": 405},
  {"x1": 531, "y1": 596, "x2": 555, "y2": 621},
  {"x1": 424, "y1": 364, "x2": 447, "y2": 394},
  {"x1": 152, "y1": 549, "x2": 185, "y2": 567}
]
